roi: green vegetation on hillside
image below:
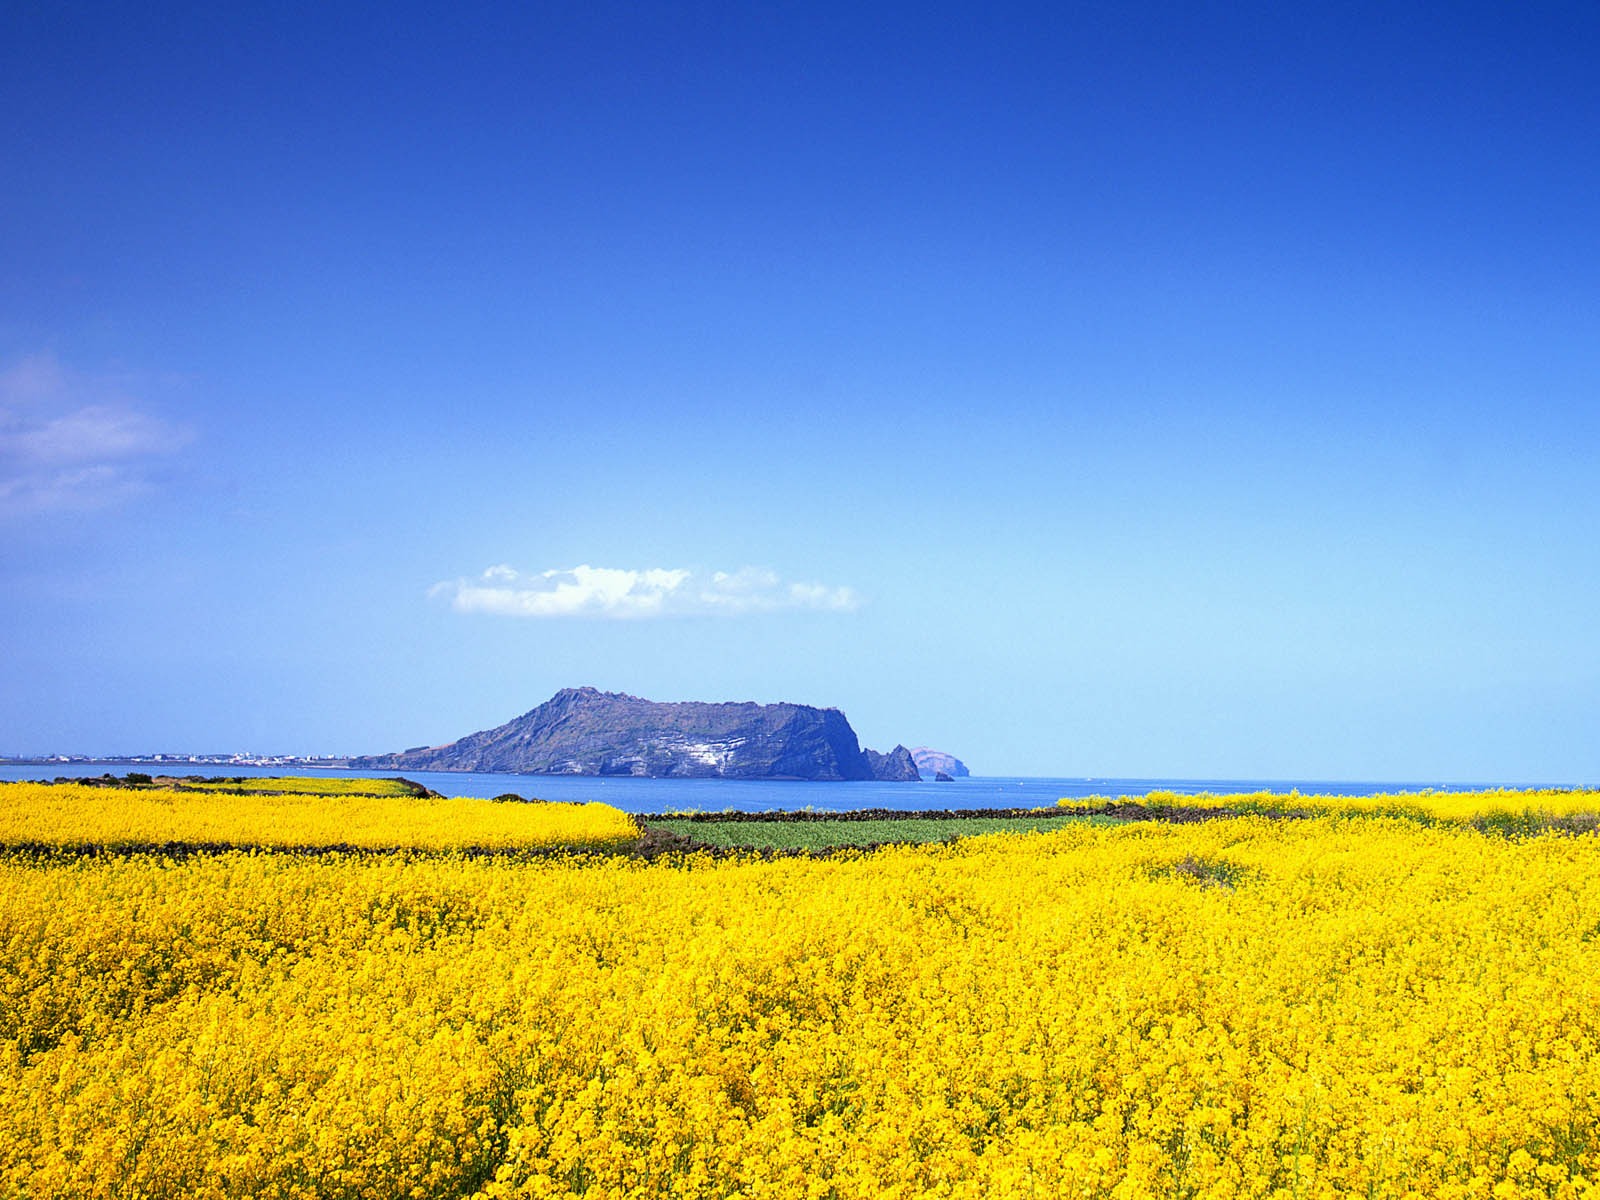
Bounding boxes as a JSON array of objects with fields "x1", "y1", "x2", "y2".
[{"x1": 162, "y1": 775, "x2": 431, "y2": 797}]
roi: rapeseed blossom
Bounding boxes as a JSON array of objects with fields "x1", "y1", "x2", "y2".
[
  {"x1": 1058, "y1": 785, "x2": 1600, "y2": 824},
  {"x1": 4, "y1": 812, "x2": 1600, "y2": 1197},
  {"x1": 171, "y1": 776, "x2": 426, "y2": 796},
  {"x1": 0, "y1": 781, "x2": 637, "y2": 851}
]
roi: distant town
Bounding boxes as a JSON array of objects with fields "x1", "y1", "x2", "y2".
[{"x1": 0, "y1": 753, "x2": 354, "y2": 769}]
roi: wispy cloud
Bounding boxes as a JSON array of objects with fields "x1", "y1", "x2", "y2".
[
  {"x1": 432, "y1": 564, "x2": 862, "y2": 619},
  {"x1": 0, "y1": 353, "x2": 193, "y2": 517}
]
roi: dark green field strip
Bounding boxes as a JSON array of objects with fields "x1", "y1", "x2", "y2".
[
  {"x1": 644, "y1": 814, "x2": 1119, "y2": 850},
  {"x1": 640, "y1": 806, "x2": 1077, "y2": 822}
]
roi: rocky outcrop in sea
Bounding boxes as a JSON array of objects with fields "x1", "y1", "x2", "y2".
[
  {"x1": 863, "y1": 744, "x2": 922, "y2": 782},
  {"x1": 910, "y1": 747, "x2": 970, "y2": 779},
  {"x1": 352, "y1": 687, "x2": 924, "y2": 782}
]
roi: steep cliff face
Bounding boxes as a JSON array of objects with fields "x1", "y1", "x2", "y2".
[
  {"x1": 910, "y1": 747, "x2": 970, "y2": 778},
  {"x1": 863, "y1": 744, "x2": 922, "y2": 782},
  {"x1": 351, "y1": 688, "x2": 884, "y2": 780}
]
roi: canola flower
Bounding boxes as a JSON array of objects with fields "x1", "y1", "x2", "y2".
[
  {"x1": 0, "y1": 781, "x2": 638, "y2": 852},
  {"x1": 173, "y1": 776, "x2": 426, "y2": 796},
  {"x1": 3, "y1": 816, "x2": 1600, "y2": 1198},
  {"x1": 1057, "y1": 785, "x2": 1600, "y2": 824}
]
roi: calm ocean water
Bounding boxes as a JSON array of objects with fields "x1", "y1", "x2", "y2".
[{"x1": 0, "y1": 762, "x2": 1551, "y2": 815}]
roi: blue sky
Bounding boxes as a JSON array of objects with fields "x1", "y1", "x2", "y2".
[{"x1": 3, "y1": 1, "x2": 1597, "y2": 780}]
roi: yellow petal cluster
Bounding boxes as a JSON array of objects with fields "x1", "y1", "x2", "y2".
[
  {"x1": 0, "y1": 782, "x2": 638, "y2": 852},
  {"x1": 173, "y1": 776, "x2": 426, "y2": 796},
  {"x1": 1058, "y1": 786, "x2": 1600, "y2": 823},
  {"x1": 4, "y1": 813, "x2": 1600, "y2": 1197}
]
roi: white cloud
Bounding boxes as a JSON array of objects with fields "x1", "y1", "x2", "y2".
[
  {"x1": 10, "y1": 404, "x2": 173, "y2": 464},
  {"x1": 0, "y1": 353, "x2": 192, "y2": 517},
  {"x1": 433, "y1": 564, "x2": 861, "y2": 619}
]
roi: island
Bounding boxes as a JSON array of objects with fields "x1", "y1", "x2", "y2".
[
  {"x1": 351, "y1": 687, "x2": 925, "y2": 782},
  {"x1": 910, "y1": 747, "x2": 971, "y2": 779}
]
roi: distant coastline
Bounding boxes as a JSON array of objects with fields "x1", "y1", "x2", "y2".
[
  {"x1": 3, "y1": 761, "x2": 1574, "y2": 817},
  {"x1": 0, "y1": 753, "x2": 356, "y2": 769}
]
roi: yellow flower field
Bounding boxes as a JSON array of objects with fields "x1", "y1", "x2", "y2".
[
  {"x1": 172, "y1": 775, "x2": 428, "y2": 796},
  {"x1": 0, "y1": 781, "x2": 638, "y2": 852},
  {"x1": 1058, "y1": 785, "x2": 1600, "y2": 824},
  {"x1": 4, "y1": 815, "x2": 1600, "y2": 1198}
]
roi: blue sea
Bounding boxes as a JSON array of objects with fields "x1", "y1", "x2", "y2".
[{"x1": 0, "y1": 762, "x2": 1554, "y2": 815}]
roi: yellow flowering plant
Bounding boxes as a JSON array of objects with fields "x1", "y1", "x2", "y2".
[{"x1": 3, "y1": 809, "x2": 1599, "y2": 1197}]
